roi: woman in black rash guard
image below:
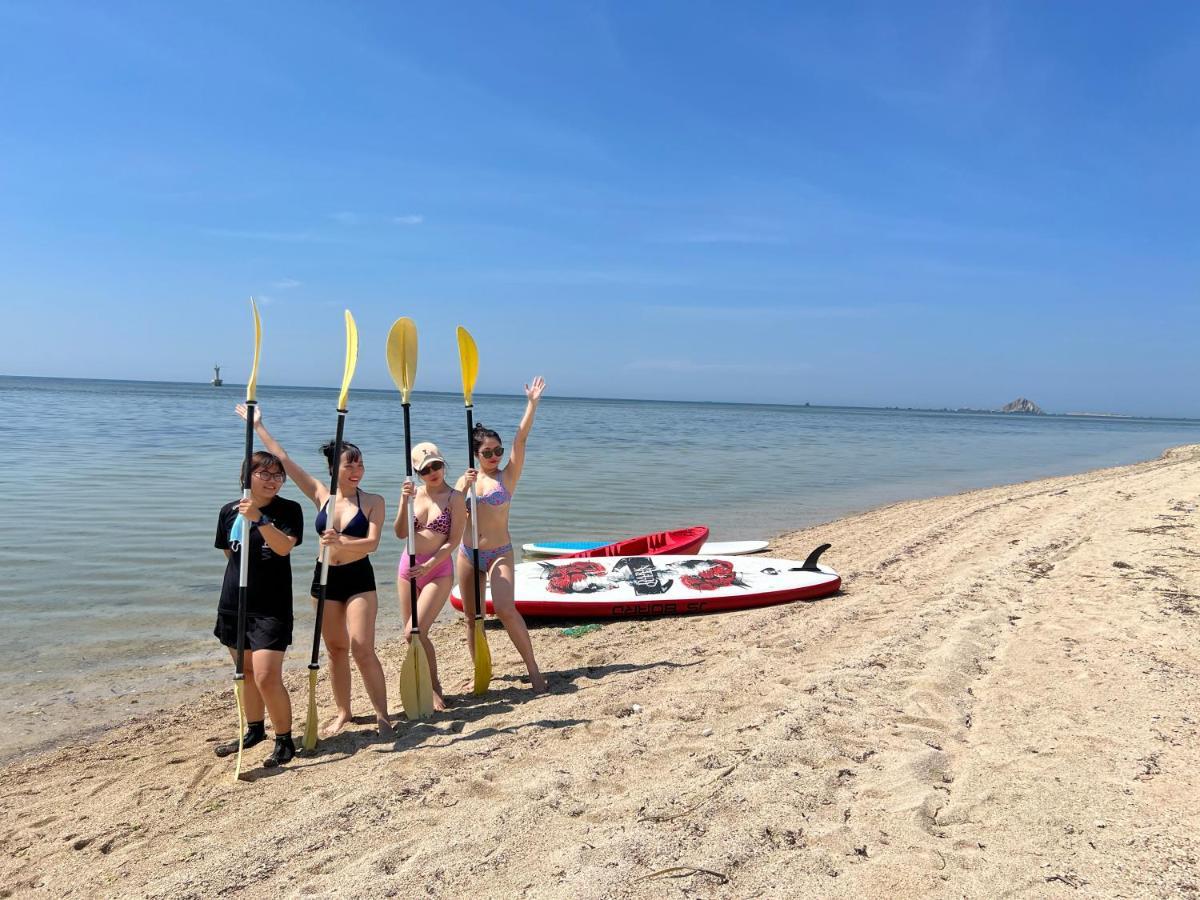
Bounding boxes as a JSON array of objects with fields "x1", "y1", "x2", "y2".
[
  {"x1": 237, "y1": 404, "x2": 393, "y2": 737},
  {"x1": 213, "y1": 450, "x2": 303, "y2": 768}
]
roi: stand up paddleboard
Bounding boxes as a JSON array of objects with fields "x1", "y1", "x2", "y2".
[
  {"x1": 452, "y1": 544, "x2": 838, "y2": 618},
  {"x1": 523, "y1": 538, "x2": 770, "y2": 557}
]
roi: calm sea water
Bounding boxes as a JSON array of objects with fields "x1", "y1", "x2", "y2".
[{"x1": 2, "y1": 375, "x2": 1198, "y2": 756}]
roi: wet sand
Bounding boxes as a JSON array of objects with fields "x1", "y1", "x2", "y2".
[{"x1": 2, "y1": 446, "x2": 1197, "y2": 898}]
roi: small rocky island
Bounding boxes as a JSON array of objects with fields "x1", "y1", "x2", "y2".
[{"x1": 1001, "y1": 397, "x2": 1044, "y2": 415}]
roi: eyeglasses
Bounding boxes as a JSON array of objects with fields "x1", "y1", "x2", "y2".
[
  {"x1": 254, "y1": 470, "x2": 286, "y2": 482},
  {"x1": 418, "y1": 461, "x2": 444, "y2": 475},
  {"x1": 478, "y1": 447, "x2": 504, "y2": 460}
]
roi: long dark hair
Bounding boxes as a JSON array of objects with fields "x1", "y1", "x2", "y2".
[
  {"x1": 472, "y1": 423, "x2": 502, "y2": 452},
  {"x1": 241, "y1": 450, "x2": 285, "y2": 485},
  {"x1": 320, "y1": 440, "x2": 363, "y2": 475}
]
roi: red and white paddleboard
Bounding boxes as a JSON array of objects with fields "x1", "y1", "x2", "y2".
[{"x1": 450, "y1": 544, "x2": 839, "y2": 618}]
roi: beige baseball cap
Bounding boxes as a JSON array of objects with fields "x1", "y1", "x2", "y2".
[{"x1": 411, "y1": 441, "x2": 446, "y2": 471}]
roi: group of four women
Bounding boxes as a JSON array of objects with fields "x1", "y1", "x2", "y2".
[{"x1": 212, "y1": 377, "x2": 547, "y2": 768}]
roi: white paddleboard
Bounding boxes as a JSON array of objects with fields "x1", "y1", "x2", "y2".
[{"x1": 452, "y1": 546, "x2": 838, "y2": 618}]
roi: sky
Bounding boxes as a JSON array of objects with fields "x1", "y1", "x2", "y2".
[{"x1": 1, "y1": 1, "x2": 1197, "y2": 416}]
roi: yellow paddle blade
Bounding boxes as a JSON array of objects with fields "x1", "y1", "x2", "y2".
[
  {"x1": 246, "y1": 298, "x2": 263, "y2": 403},
  {"x1": 336, "y1": 310, "x2": 359, "y2": 411},
  {"x1": 456, "y1": 326, "x2": 479, "y2": 406},
  {"x1": 413, "y1": 641, "x2": 435, "y2": 718},
  {"x1": 472, "y1": 621, "x2": 492, "y2": 696},
  {"x1": 302, "y1": 669, "x2": 319, "y2": 751},
  {"x1": 232, "y1": 679, "x2": 247, "y2": 781},
  {"x1": 399, "y1": 642, "x2": 419, "y2": 720},
  {"x1": 385, "y1": 317, "x2": 418, "y2": 404}
]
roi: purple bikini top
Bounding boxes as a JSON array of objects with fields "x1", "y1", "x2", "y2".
[{"x1": 414, "y1": 492, "x2": 454, "y2": 536}]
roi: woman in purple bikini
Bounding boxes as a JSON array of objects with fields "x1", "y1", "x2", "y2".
[
  {"x1": 454, "y1": 376, "x2": 547, "y2": 693},
  {"x1": 394, "y1": 441, "x2": 468, "y2": 711}
]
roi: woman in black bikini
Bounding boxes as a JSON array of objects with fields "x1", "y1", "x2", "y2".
[{"x1": 237, "y1": 405, "x2": 393, "y2": 737}]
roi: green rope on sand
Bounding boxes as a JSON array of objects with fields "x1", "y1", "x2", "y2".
[{"x1": 560, "y1": 623, "x2": 603, "y2": 637}]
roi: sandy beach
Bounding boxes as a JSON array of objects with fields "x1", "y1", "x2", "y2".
[{"x1": 2, "y1": 446, "x2": 1197, "y2": 898}]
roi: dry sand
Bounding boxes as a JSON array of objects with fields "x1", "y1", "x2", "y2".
[{"x1": 2, "y1": 446, "x2": 1198, "y2": 898}]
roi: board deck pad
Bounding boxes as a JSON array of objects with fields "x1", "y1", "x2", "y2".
[{"x1": 451, "y1": 552, "x2": 839, "y2": 618}]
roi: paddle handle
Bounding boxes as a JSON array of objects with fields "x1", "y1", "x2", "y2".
[
  {"x1": 309, "y1": 410, "x2": 346, "y2": 669},
  {"x1": 401, "y1": 402, "x2": 421, "y2": 635},
  {"x1": 235, "y1": 399, "x2": 256, "y2": 678},
  {"x1": 465, "y1": 405, "x2": 484, "y2": 621}
]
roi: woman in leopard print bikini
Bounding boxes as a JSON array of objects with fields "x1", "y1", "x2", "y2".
[{"x1": 394, "y1": 441, "x2": 469, "y2": 712}]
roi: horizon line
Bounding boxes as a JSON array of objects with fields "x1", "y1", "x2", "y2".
[{"x1": 2, "y1": 373, "x2": 1196, "y2": 423}]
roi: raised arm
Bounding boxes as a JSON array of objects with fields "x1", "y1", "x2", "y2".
[
  {"x1": 505, "y1": 376, "x2": 545, "y2": 486},
  {"x1": 236, "y1": 404, "x2": 327, "y2": 505}
]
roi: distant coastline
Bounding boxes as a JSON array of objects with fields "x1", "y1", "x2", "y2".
[{"x1": 1, "y1": 373, "x2": 1195, "y2": 422}]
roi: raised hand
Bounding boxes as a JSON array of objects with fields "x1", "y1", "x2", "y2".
[
  {"x1": 235, "y1": 403, "x2": 263, "y2": 425},
  {"x1": 524, "y1": 376, "x2": 546, "y2": 402}
]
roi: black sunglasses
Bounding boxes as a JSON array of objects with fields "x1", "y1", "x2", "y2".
[
  {"x1": 417, "y1": 461, "x2": 445, "y2": 475},
  {"x1": 478, "y1": 447, "x2": 504, "y2": 460}
]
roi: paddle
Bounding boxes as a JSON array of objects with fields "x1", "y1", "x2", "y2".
[
  {"x1": 302, "y1": 310, "x2": 359, "y2": 751},
  {"x1": 387, "y1": 318, "x2": 434, "y2": 720},
  {"x1": 231, "y1": 297, "x2": 262, "y2": 781},
  {"x1": 456, "y1": 326, "x2": 492, "y2": 695}
]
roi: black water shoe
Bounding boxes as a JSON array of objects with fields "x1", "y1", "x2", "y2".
[
  {"x1": 263, "y1": 732, "x2": 296, "y2": 768},
  {"x1": 214, "y1": 720, "x2": 266, "y2": 757}
]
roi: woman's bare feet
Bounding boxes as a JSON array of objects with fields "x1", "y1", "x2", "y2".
[
  {"x1": 375, "y1": 715, "x2": 395, "y2": 738},
  {"x1": 530, "y1": 672, "x2": 548, "y2": 693},
  {"x1": 432, "y1": 689, "x2": 446, "y2": 712},
  {"x1": 320, "y1": 711, "x2": 352, "y2": 738}
]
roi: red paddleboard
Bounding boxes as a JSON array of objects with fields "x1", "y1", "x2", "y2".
[
  {"x1": 450, "y1": 544, "x2": 839, "y2": 618},
  {"x1": 555, "y1": 526, "x2": 709, "y2": 558}
]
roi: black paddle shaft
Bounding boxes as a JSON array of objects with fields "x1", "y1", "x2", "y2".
[
  {"x1": 235, "y1": 399, "x2": 257, "y2": 678},
  {"x1": 309, "y1": 411, "x2": 347, "y2": 669},
  {"x1": 402, "y1": 402, "x2": 421, "y2": 637},
  {"x1": 465, "y1": 405, "x2": 483, "y2": 623}
]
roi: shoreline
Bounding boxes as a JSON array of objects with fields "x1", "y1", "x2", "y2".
[
  {"x1": 2, "y1": 444, "x2": 1198, "y2": 896},
  {"x1": 2, "y1": 442, "x2": 1195, "y2": 768},
  {"x1": 0, "y1": 442, "x2": 1186, "y2": 768}
]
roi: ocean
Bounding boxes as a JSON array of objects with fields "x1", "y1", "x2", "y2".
[{"x1": 2, "y1": 375, "x2": 1198, "y2": 759}]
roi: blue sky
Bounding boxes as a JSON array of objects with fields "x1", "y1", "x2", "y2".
[{"x1": 1, "y1": 1, "x2": 1197, "y2": 415}]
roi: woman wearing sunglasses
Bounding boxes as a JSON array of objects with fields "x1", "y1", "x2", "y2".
[
  {"x1": 212, "y1": 449, "x2": 303, "y2": 767},
  {"x1": 393, "y1": 442, "x2": 468, "y2": 711},
  {"x1": 454, "y1": 376, "x2": 548, "y2": 693},
  {"x1": 236, "y1": 405, "x2": 393, "y2": 739}
]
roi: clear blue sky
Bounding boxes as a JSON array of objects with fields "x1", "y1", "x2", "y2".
[{"x1": 2, "y1": 2, "x2": 1197, "y2": 415}]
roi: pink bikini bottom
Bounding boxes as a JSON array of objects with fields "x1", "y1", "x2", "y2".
[{"x1": 398, "y1": 552, "x2": 454, "y2": 591}]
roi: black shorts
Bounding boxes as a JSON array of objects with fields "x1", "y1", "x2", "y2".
[
  {"x1": 311, "y1": 556, "x2": 377, "y2": 602},
  {"x1": 214, "y1": 612, "x2": 292, "y2": 652}
]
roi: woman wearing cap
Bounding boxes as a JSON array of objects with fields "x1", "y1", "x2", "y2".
[
  {"x1": 455, "y1": 376, "x2": 548, "y2": 693},
  {"x1": 237, "y1": 405, "x2": 393, "y2": 738},
  {"x1": 394, "y1": 441, "x2": 469, "y2": 712}
]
